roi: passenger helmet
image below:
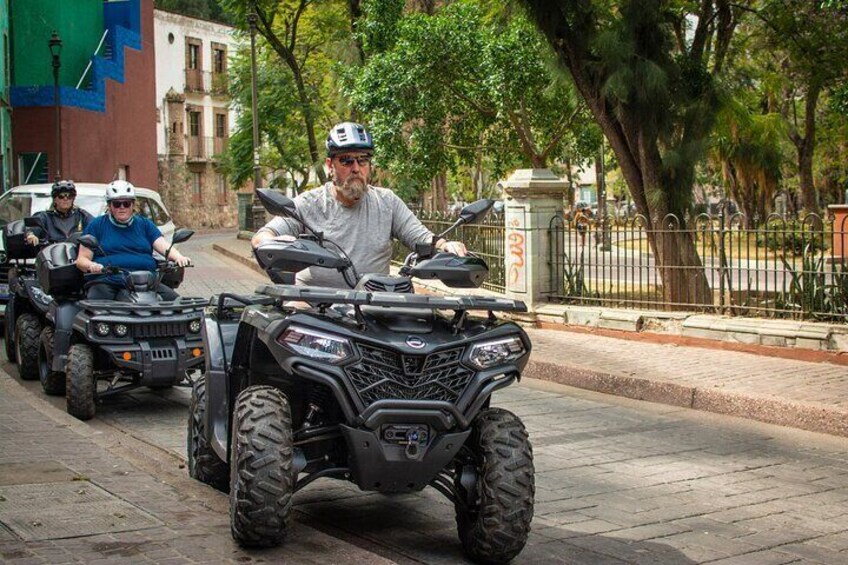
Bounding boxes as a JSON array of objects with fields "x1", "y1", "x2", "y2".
[
  {"x1": 51, "y1": 179, "x2": 76, "y2": 198},
  {"x1": 326, "y1": 122, "x2": 374, "y2": 156},
  {"x1": 105, "y1": 180, "x2": 136, "y2": 201}
]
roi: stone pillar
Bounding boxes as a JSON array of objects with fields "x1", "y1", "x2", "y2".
[
  {"x1": 829, "y1": 205, "x2": 848, "y2": 263},
  {"x1": 501, "y1": 169, "x2": 568, "y2": 313}
]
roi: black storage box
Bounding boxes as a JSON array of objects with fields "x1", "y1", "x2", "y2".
[
  {"x1": 3, "y1": 220, "x2": 40, "y2": 260},
  {"x1": 36, "y1": 242, "x2": 83, "y2": 297},
  {"x1": 158, "y1": 262, "x2": 185, "y2": 290}
]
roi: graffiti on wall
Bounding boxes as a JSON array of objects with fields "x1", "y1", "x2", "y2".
[{"x1": 507, "y1": 214, "x2": 526, "y2": 293}]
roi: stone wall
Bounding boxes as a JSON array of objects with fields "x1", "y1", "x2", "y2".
[{"x1": 157, "y1": 157, "x2": 242, "y2": 229}]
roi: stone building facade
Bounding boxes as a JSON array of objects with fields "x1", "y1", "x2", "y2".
[{"x1": 154, "y1": 9, "x2": 242, "y2": 229}]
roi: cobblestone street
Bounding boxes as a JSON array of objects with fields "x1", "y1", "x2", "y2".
[{"x1": 2, "y1": 232, "x2": 847, "y2": 564}]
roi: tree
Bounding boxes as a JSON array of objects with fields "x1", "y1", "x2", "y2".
[
  {"x1": 744, "y1": 0, "x2": 848, "y2": 214},
  {"x1": 155, "y1": 0, "x2": 232, "y2": 23},
  {"x1": 349, "y1": 2, "x2": 597, "y2": 205},
  {"x1": 709, "y1": 99, "x2": 785, "y2": 224},
  {"x1": 517, "y1": 0, "x2": 744, "y2": 307},
  {"x1": 220, "y1": 43, "x2": 314, "y2": 192},
  {"x1": 220, "y1": 0, "x2": 354, "y2": 185}
]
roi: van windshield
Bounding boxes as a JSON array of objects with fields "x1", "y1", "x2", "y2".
[{"x1": 0, "y1": 192, "x2": 103, "y2": 226}]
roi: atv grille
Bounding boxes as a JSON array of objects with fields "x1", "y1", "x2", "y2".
[
  {"x1": 345, "y1": 344, "x2": 473, "y2": 407},
  {"x1": 362, "y1": 279, "x2": 413, "y2": 293},
  {"x1": 132, "y1": 321, "x2": 187, "y2": 338}
]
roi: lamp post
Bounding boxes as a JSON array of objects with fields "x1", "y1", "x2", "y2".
[
  {"x1": 49, "y1": 31, "x2": 62, "y2": 181},
  {"x1": 247, "y1": 11, "x2": 264, "y2": 230}
]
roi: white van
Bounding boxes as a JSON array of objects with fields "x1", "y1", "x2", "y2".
[{"x1": 0, "y1": 183, "x2": 176, "y2": 311}]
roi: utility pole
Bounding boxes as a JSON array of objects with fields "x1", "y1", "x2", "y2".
[
  {"x1": 248, "y1": 11, "x2": 264, "y2": 230},
  {"x1": 49, "y1": 31, "x2": 63, "y2": 181}
]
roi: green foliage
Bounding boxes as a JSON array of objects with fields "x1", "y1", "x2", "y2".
[
  {"x1": 758, "y1": 220, "x2": 826, "y2": 256},
  {"x1": 777, "y1": 247, "x2": 848, "y2": 320},
  {"x1": 155, "y1": 0, "x2": 231, "y2": 23},
  {"x1": 348, "y1": 1, "x2": 597, "y2": 193}
]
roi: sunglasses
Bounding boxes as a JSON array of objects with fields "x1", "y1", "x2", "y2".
[
  {"x1": 55, "y1": 193, "x2": 75, "y2": 200},
  {"x1": 336, "y1": 155, "x2": 372, "y2": 167},
  {"x1": 110, "y1": 200, "x2": 134, "y2": 209}
]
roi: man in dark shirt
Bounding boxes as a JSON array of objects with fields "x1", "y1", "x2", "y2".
[{"x1": 25, "y1": 180, "x2": 93, "y2": 245}]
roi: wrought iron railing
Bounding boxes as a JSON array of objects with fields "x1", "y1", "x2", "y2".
[
  {"x1": 548, "y1": 211, "x2": 848, "y2": 322},
  {"x1": 392, "y1": 211, "x2": 506, "y2": 292}
]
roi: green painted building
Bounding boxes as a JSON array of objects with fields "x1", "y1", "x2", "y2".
[
  {"x1": 1, "y1": 0, "x2": 10, "y2": 191},
  {"x1": 10, "y1": 0, "x2": 103, "y2": 88}
]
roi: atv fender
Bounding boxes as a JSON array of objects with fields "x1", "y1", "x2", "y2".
[{"x1": 49, "y1": 301, "x2": 81, "y2": 372}]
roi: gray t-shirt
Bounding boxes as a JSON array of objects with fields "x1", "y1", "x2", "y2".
[{"x1": 259, "y1": 183, "x2": 434, "y2": 288}]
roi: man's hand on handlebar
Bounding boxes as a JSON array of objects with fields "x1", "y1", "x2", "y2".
[
  {"x1": 25, "y1": 233, "x2": 39, "y2": 246},
  {"x1": 440, "y1": 240, "x2": 467, "y2": 257},
  {"x1": 88, "y1": 262, "x2": 105, "y2": 274}
]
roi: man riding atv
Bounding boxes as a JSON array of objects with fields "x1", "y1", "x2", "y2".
[{"x1": 251, "y1": 122, "x2": 466, "y2": 287}]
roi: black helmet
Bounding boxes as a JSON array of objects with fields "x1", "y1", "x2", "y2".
[
  {"x1": 326, "y1": 122, "x2": 374, "y2": 156},
  {"x1": 51, "y1": 179, "x2": 76, "y2": 198}
]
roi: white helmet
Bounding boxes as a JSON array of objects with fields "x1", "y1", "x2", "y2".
[{"x1": 105, "y1": 180, "x2": 136, "y2": 201}]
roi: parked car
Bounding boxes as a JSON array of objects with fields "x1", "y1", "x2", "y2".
[{"x1": 0, "y1": 183, "x2": 176, "y2": 321}]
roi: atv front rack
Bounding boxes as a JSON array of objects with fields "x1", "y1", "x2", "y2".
[
  {"x1": 79, "y1": 296, "x2": 209, "y2": 316},
  {"x1": 255, "y1": 284, "x2": 527, "y2": 312}
]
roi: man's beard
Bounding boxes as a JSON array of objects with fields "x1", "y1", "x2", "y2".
[{"x1": 336, "y1": 176, "x2": 368, "y2": 202}]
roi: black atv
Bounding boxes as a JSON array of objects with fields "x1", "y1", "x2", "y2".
[
  {"x1": 2, "y1": 218, "x2": 53, "y2": 381},
  {"x1": 188, "y1": 190, "x2": 535, "y2": 563},
  {"x1": 36, "y1": 230, "x2": 207, "y2": 420}
]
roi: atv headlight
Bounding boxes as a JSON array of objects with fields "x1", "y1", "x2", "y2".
[
  {"x1": 188, "y1": 319, "x2": 202, "y2": 334},
  {"x1": 94, "y1": 322, "x2": 111, "y2": 337},
  {"x1": 278, "y1": 326, "x2": 352, "y2": 363},
  {"x1": 468, "y1": 336, "x2": 526, "y2": 370},
  {"x1": 113, "y1": 323, "x2": 129, "y2": 337}
]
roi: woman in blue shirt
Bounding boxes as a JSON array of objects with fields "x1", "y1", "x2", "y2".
[{"x1": 75, "y1": 181, "x2": 191, "y2": 301}]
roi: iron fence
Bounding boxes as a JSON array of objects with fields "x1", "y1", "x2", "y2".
[
  {"x1": 392, "y1": 211, "x2": 506, "y2": 292},
  {"x1": 548, "y1": 211, "x2": 848, "y2": 322}
]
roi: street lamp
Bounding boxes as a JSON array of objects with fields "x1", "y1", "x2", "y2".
[
  {"x1": 49, "y1": 31, "x2": 62, "y2": 181},
  {"x1": 247, "y1": 11, "x2": 264, "y2": 230}
]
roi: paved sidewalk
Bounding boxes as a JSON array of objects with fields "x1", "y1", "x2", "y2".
[
  {"x1": 214, "y1": 234, "x2": 848, "y2": 438},
  {"x1": 0, "y1": 372, "x2": 389, "y2": 564}
]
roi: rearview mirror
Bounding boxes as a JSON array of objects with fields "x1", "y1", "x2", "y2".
[
  {"x1": 459, "y1": 199, "x2": 495, "y2": 224},
  {"x1": 256, "y1": 189, "x2": 299, "y2": 220},
  {"x1": 171, "y1": 228, "x2": 194, "y2": 245}
]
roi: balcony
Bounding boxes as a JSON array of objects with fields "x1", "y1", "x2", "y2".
[
  {"x1": 183, "y1": 69, "x2": 229, "y2": 96},
  {"x1": 186, "y1": 136, "x2": 228, "y2": 161}
]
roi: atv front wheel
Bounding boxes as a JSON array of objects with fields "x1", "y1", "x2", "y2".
[
  {"x1": 15, "y1": 313, "x2": 42, "y2": 380},
  {"x1": 4, "y1": 298, "x2": 16, "y2": 362},
  {"x1": 39, "y1": 326, "x2": 65, "y2": 395},
  {"x1": 456, "y1": 408, "x2": 534, "y2": 564},
  {"x1": 187, "y1": 376, "x2": 229, "y2": 492},
  {"x1": 230, "y1": 385, "x2": 294, "y2": 548},
  {"x1": 66, "y1": 344, "x2": 96, "y2": 420}
]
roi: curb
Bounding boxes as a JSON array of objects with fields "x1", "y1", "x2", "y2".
[
  {"x1": 213, "y1": 242, "x2": 265, "y2": 276},
  {"x1": 525, "y1": 360, "x2": 848, "y2": 438}
]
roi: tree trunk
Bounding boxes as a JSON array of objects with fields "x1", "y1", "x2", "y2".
[{"x1": 790, "y1": 77, "x2": 821, "y2": 215}]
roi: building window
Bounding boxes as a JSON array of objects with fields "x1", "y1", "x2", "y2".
[
  {"x1": 192, "y1": 172, "x2": 203, "y2": 204},
  {"x1": 215, "y1": 113, "x2": 226, "y2": 138},
  {"x1": 187, "y1": 42, "x2": 200, "y2": 69},
  {"x1": 188, "y1": 111, "x2": 200, "y2": 137},
  {"x1": 213, "y1": 46, "x2": 226, "y2": 74}
]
